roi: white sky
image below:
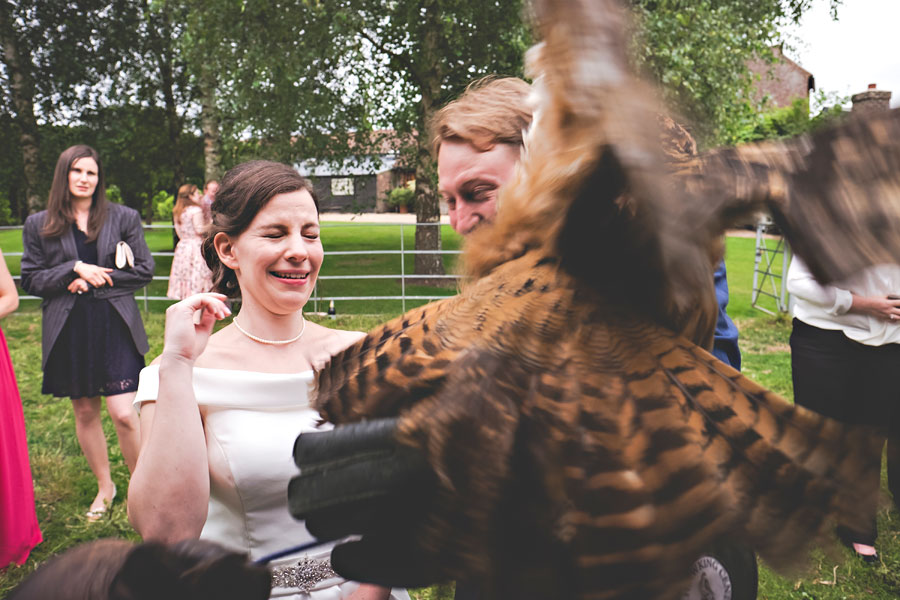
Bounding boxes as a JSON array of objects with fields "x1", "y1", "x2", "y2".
[{"x1": 782, "y1": 0, "x2": 900, "y2": 108}]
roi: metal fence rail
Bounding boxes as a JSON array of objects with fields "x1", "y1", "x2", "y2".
[{"x1": 3, "y1": 222, "x2": 461, "y2": 313}]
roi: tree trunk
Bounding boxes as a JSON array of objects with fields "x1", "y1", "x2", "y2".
[
  {"x1": 146, "y1": 5, "x2": 183, "y2": 248},
  {"x1": 146, "y1": 4, "x2": 184, "y2": 199},
  {"x1": 413, "y1": 0, "x2": 444, "y2": 278},
  {"x1": 0, "y1": 4, "x2": 43, "y2": 214},
  {"x1": 413, "y1": 123, "x2": 444, "y2": 279},
  {"x1": 199, "y1": 69, "x2": 223, "y2": 182},
  {"x1": 159, "y1": 50, "x2": 184, "y2": 196}
]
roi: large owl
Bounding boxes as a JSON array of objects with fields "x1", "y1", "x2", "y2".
[{"x1": 289, "y1": 0, "x2": 900, "y2": 598}]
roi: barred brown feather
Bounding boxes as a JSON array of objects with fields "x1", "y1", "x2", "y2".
[
  {"x1": 312, "y1": 0, "x2": 896, "y2": 597},
  {"x1": 317, "y1": 251, "x2": 881, "y2": 599}
]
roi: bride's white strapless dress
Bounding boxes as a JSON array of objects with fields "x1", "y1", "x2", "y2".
[{"x1": 135, "y1": 365, "x2": 410, "y2": 600}]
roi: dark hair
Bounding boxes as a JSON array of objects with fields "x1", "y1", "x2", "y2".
[
  {"x1": 8, "y1": 538, "x2": 271, "y2": 600},
  {"x1": 202, "y1": 160, "x2": 319, "y2": 297},
  {"x1": 41, "y1": 145, "x2": 108, "y2": 241}
]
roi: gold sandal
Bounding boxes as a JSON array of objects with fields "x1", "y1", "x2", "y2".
[{"x1": 86, "y1": 484, "x2": 116, "y2": 522}]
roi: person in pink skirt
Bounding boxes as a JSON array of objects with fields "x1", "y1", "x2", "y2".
[
  {"x1": 0, "y1": 247, "x2": 42, "y2": 568},
  {"x1": 167, "y1": 184, "x2": 213, "y2": 300}
]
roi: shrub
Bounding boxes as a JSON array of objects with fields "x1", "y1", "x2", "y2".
[
  {"x1": 152, "y1": 190, "x2": 174, "y2": 221},
  {"x1": 385, "y1": 186, "x2": 414, "y2": 211},
  {"x1": 0, "y1": 191, "x2": 13, "y2": 225},
  {"x1": 730, "y1": 92, "x2": 848, "y2": 145},
  {"x1": 106, "y1": 184, "x2": 124, "y2": 204}
]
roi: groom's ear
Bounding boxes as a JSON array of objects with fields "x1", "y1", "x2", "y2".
[{"x1": 213, "y1": 232, "x2": 238, "y2": 270}]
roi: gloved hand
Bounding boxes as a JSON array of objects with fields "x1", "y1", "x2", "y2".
[{"x1": 288, "y1": 418, "x2": 441, "y2": 588}]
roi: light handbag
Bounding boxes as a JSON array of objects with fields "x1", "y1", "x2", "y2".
[{"x1": 115, "y1": 241, "x2": 135, "y2": 269}]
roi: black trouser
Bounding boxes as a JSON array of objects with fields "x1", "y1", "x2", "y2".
[
  {"x1": 454, "y1": 580, "x2": 481, "y2": 600},
  {"x1": 790, "y1": 318, "x2": 900, "y2": 544}
]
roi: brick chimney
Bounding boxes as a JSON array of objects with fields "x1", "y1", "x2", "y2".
[{"x1": 851, "y1": 83, "x2": 892, "y2": 114}]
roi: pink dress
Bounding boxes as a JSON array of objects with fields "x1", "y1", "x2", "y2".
[
  {"x1": 167, "y1": 205, "x2": 213, "y2": 300},
  {"x1": 0, "y1": 326, "x2": 42, "y2": 568}
]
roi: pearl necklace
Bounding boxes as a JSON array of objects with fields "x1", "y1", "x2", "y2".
[{"x1": 233, "y1": 317, "x2": 306, "y2": 345}]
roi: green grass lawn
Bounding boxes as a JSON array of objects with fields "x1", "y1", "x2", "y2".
[{"x1": 1, "y1": 229, "x2": 898, "y2": 599}]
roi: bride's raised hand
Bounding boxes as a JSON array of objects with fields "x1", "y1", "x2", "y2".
[{"x1": 163, "y1": 293, "x2": 231, "y2": 363}]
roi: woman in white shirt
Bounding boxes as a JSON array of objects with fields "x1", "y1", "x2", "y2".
[
  {"x1": 787, "y1": 255, "x2": 900, "y2": 563},
  {"x1": 128, "y1": 160, "x2": 406, "y2": 600}
]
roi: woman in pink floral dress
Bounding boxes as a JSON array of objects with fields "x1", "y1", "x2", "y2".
[{"x1": 167, "y1": 184, "x2": 213, "y2": 300}]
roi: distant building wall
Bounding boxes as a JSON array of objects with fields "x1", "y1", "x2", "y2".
[
  {"x1": 295, "y1": 133, "x2": 416, "y2": 212},
  {"x1": 749, "y1": 47, "x2": 814, "y2": 108},
  {"x1": 312, "y1": 175, "x2": 377, "y2": 212},
  {"x1": 375, "y1": 170, "x2": 393, "y2": 212}
]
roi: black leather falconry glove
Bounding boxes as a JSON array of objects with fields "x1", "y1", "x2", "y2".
[{"x1": 288, "y1": 418, "x2": 439, "y2": 588}]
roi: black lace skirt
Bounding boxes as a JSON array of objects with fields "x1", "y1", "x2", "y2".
[{"x1": 42, "y1": 295, "x2": 144, "y2": 398}]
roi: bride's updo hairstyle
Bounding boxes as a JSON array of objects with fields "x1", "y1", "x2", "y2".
[{"x1": 202, "y1": 160, "x2": 319, "y2": 297}]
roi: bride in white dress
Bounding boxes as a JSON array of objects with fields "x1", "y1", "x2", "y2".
[{"x1": 128, "y1": 161, "x2": 408, "y2": 600}]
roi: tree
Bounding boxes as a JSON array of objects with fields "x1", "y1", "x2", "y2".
[
  {"x1": 337, "y1": 0, "x2": 531, "y2": 277},
  {"x1": 185, "y1": 0, "x2": 531, "y2": 276},
  {"x1": 629, "y1": 0, "x2": 842, "y2": 146},
  {"x1": 0, "y1": 0, "x2": 145, "y2": 214},
  {"x1": 109, "y1": 0, "x2": 195, "y2": 203},
  {"x1": 177, "y1": 1, "x2": 361, "y2": 166},
  {"x1": 0, "y1": 113, "x2": 26, "y2": 222},
  {"x1": 3, "y1": 0, "x2": 843, "y2": 227},
  {"x1": 198, "y1": 69, "x2": 223, "y2": 182},
  {"x1": 0, "y1": 1, "x2": 41, "y2": 213},
  {"x1": 81, "y1": 104, "x2": 204, "y2": 216}
]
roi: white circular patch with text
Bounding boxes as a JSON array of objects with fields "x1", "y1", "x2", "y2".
[{"x1": 681, "y1": 555, "x2": 733, "y2": 600}]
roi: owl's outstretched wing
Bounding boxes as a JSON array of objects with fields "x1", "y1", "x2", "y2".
[
  {"x1": 303, "y1": 253, "x2": 881, "y2": 598},
  {"x1": 670, "y1": 108, "x2": 900, "y2": 287}
]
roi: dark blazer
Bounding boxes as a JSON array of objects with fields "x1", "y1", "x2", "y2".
[{"x1": 20, "y1": 203, "x2": 155, "y2": 370}]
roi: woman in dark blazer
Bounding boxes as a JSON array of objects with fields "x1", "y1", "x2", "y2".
[{"x1": 21, "y1": 145, "x2": 154, "y2": 521}]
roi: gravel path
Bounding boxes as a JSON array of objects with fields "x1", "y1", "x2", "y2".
[{"x1": 320, "y1": 212, "x2": 450, "y2": 224}]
